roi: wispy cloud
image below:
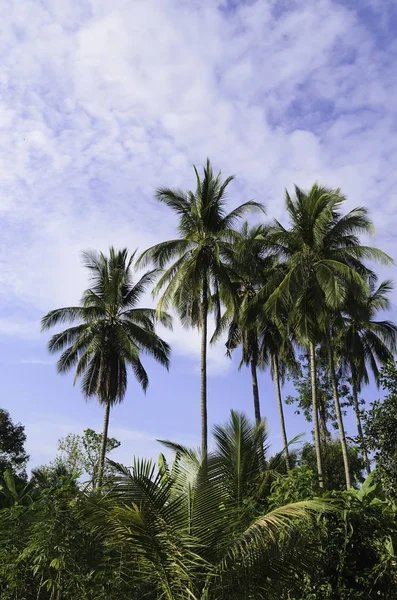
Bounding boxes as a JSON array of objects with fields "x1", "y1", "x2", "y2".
[
  {"x1": 1, "y1": 0, "x2": 397, "y2": 377},
  {"x1": 20, "y1": 358, "x2": 54, "y2": 365},
  {"x1": 0, "y1": 317, "x2": 40, "y2": 339}
]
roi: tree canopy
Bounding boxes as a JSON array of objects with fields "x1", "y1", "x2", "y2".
[{"x1": 0, "y1": 409, "x2": 29, "y2": 479}]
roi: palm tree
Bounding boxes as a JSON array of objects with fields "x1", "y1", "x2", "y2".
[
  {"x1": 338, "y1": 278, "x2": 397, "y2": 475},
  {"x1": 137, "y1": 159, "x2": 264, "y2": 455},
  {"x1": 212, "y1": 222, "x2": 270, "y2": 425},
  {"x1": 91, "y1": 412, "x2": 333, "y2": 600},
  {"x1": 260, "y1": 321, "x2": 297, "y2": 471},
  {"x1": 214, "y1": 222, "x2": 296, "y2": 469},
  {"x1": 267, "y1": 184, "x2": 391, "y2": 489},
  {"x1": 41, "y1": 248, "x2": 171, "y2": 486}
]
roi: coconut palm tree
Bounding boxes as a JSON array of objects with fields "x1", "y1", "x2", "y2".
[
  {"x1": 137, "y1": 159, "x2": 264, "y2": 455},
  {"x1": 91, "y1": 412, "x2": 332, "y2": 600},
  {"x1": 266, "y1": 184, "x2": 391, "y2": 489},
  {"x1": 213, "y1": 222, "x2": 296, "y2": 469},
  {"x1": 338, "y1": 278, "x2": 397, "y2": 475},
  {"x1": 211, "y1": 222, "x2": 271, "y2": 425},
  {"x1": 41, "y1": 248, "x2": 171, "y2": 486},
  {"x1": 259, "y1": 319, "x2": 298, "y2": 471}
]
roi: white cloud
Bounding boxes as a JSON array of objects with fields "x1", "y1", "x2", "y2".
[
  {"x1": 20, "y1": 358, "x2": 54, "y2": 365},
  {"x1": 158, "y1": 316, "x2": 231, "y2": 376},
  {"x1": 1, "y1": 0, "x2": 397, "y2": 374},
  {"x1": 0, "y1": 317, "x2": 40, "y2": 339}
]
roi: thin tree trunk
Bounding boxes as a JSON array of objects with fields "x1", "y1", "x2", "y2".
[
  {"x1": 250, "y1": 358, "x2": 265, "y2": 470},
  {"x1": 309, "y1": 342, "x2": 325, "y2": 489},
  {"x1": 97, "y1": 401, "x2": 111, "y2": 487},
  {"x1": 327, "y1": 338, "x2": 351, "y2": 489},
  {"x1": 351, "y1": 369, "x2": 371, "y2": 476},
  {"x1": 318, "y1": 391, "x2": 329, "y2": 450},
  {"x1": 250, "y1": 359, "x2": 261, "y2": 425},
  {"x1": 200, "y1": 277, "x2": 208, "y2": 457},
  {"x1": 273, "y1": 354, "x2": 290, "y2": 471}
]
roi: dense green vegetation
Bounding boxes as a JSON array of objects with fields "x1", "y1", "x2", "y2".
[{"x1": 2, "y1": 160, "x2": 397, "y2": 598}]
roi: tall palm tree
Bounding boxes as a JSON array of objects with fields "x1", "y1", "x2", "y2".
[
  {"x1": 259, "y1": 321, "x2": 297, "y2": 471},
  {"x1": 214, "y1": 222, "x2": 296, "y2": 469},
  {"x1": 137, "y1": 159, "x2": 264, "y2": 455},
  {"x1": 266, "y1": 184, "x2": 391, "y2": 489},
  {"x1": 41, "y1": 248, "x2": 171, "y2": 486},
  {"x1": 212, "y1": 222, "x2": 270, "y2": 425},
  {"x1": 338, "y1": 278, "x2": 397, "y2": 475}
]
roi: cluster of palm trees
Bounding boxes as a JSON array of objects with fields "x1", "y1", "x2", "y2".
[{"x1": 41, "y1": 159, "x2": 397, "y2": 489}]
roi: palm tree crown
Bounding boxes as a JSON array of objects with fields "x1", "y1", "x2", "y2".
[
  {"x1": 340, "y1": 278, "x2": 397, "y2": 386},
  {"x1": 267, "y1": 184, "x2": 390, "y2": 340}
]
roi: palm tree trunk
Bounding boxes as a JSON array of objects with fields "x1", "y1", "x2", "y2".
[
  {"x1": 250, "y1": 359, "x2": 261, "y2": 425},
  {"x1": 327, "y1": 338, "x2": 351, "y2": 489},
  {"x1": 273, "y1": 354, "x2": 290, "y2": 471},
  {"x1": 250, "y1": 358, "x2": 265, "y2": 470},
  {"x1": 351, "y1": 369, "x2": 371, "y2": 476},
  {"x1": 318, "y1": 392, "x2": 329, "y2": 449},
  {"x1": 309, "y1": 342, "x2": 325, "y2": 489},
  {"x1": 97, "y1": 400, "x2": 111, "y2": 487},
  {"x1": 200, "y1": 277, "x2": 208, "y2": 457}
]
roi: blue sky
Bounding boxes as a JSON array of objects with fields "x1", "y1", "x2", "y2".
[{"x1": 1, "y1": 0, "x2": 397, "y2": 469}]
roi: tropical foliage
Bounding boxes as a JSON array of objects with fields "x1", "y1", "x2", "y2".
[
  {"x1": 0, "y1": 409, "x2": 29, "y2": 479},
  {"x1": 364, "y1": 360, "x2": 397, "y2": 501},
  {"x1": 49, "y1": 428, "x2": 121, "y2": 483}
]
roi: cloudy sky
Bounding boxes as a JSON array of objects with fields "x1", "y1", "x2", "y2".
[{"x1": 1, "y1": 0, "x2": 396, "y2": 469}]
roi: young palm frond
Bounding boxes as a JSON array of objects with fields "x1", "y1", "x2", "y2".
[{"x1": 212, "y1": 411, "x2": 269, "y2": 511}]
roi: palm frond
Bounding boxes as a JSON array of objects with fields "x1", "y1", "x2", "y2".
[
  {"x1": 136, "y1": 239, "x2": 192, "y2": 270},
  {"x1": 122, "y1": 268, "x2": 161, "y2": 308},
  {"x1": 41, "y1": 306, "x2": 102, "y2": 330},
  {"x1": 219, "y1": 201, "x2": 266, "y2": 230},
  {"x1": 122, "y1": 321, "x2": 171, "y2": 369}
]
